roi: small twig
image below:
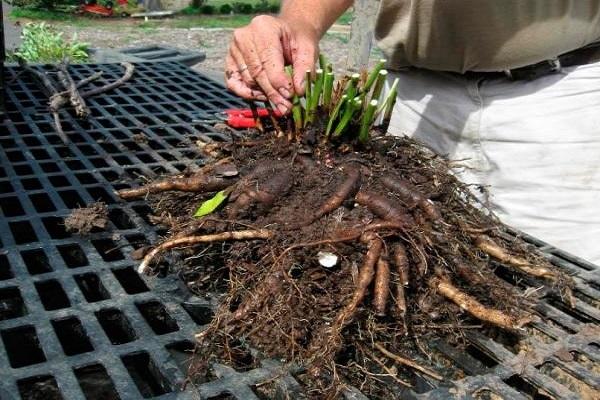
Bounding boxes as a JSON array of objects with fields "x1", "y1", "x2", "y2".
[
  {"x1": 374, "y1": 342, "x2": 443, "y2": 381},
  {"x1": 57, "y1": 61, "x2": 90, "y2": 118},
  {"x1": 81, "y1": 62, "x2": 135, "y2": 98}
]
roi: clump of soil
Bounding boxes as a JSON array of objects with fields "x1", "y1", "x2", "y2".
[
  {"x1": 64, "y1": 202, "x2": 109, "y2": 235},
  {"x1": 116, "y1": 130, "x2": 573, "y2": 398}
]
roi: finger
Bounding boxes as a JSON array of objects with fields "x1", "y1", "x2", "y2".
[
  {"x1": 253, "y1": 29, "x2": 293, "y2": 99},
  {"x1": 233, "y1": 31, "x2": 291, "y2": 114},
  {"x1": 290, "y1": 37, "x2": 318, "y2": 96},
  {"x1": 225, "y1": 53, "x2": 267, "y2": 100},
  {"x1": 230, "y1": 41, "x2": 256, "y2": 88}
]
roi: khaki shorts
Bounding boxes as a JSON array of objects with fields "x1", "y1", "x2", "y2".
[{"x1": 387, "y1": 64, "x2": 600, "y2": 264}]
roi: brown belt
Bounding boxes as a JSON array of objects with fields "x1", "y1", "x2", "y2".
[{"x1": 471, "y1": 42, "x2": 600, "y2": 81}]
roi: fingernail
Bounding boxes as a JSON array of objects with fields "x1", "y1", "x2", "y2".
[
  {"x1": 279, "y1": 88, "x2": 291, "y2": 98},
  {"x1": 277, "y1": 103, "x2": 289, "y2": 114},
  {"x1": 257, "y1": 94, "x2": 267, "y2": 101}
]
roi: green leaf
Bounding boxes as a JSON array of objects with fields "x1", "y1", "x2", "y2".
[{"x1": 193, "y1": 190, "x2": 229, "y2": 218}]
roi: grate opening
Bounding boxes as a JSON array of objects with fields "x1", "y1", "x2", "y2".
[
  {"x1": 0, "y1": 254, "x2": 15, "y2": 280},
  {"x1": 0, "y1": 180, "x2": 14, "y2": 194},
  {"x1": 121, "y1": 351, "x2": 172, "y2": 398},
  {"x1": 0, "y1": 196, "x2": 26, "y2": 217},
  {"x1": 92, "y1": 238, "x2": 125, "y2": 261},
  {"x1": 66, "y1": 160, "x2": 86, "y2": 171},
  {"x1": 35, "y1": 279, "x2": 71, "y2": 310},
  {"x1": 547, "y1": 297, "x2": 597, "y2": 324},
  {"x1": 181, "y1": 302, "x2": 215, "y2": 325},
  {"x1": 76, "y1": 172, "x2": 98, "y2": 185},
  {"x1": 87, "y1": 186, "x2": 116, "y2": 204},
  {"x1": 1, "y1": 325, "x2": 47, "y2": 367},
  {"x1": 0, "y1": 286, "x2": 27, "y2": 320},
  {"x1": 9, "y1": 220, "x2": 38, "y2": 244},
  {"x1": 165, "y1": 340, "x2": 195, "y2": 373},
  {"x1": 57, "y1": 243, "x2": 89, "y2": 268},
  {"x1": 464, "y1": 344, "x2": 499, "y2": 368},
  {"x1": 503, "y1": 374, "x2": 553, "y2": 400},
  {"x1": 42, "y1": 216, "x2": 72, "y2": 239},
  {"x1": 40, "y1": 162, "x2": 60, "y2": 173},
  {"x1": 17, "y1": 375, "x2": 63, "y2": 400},
  {"x1": 570, "y1": 351, "x2": 600, "y2": 373},
  {"x1": 51, "y1": 316, "x2": 94, "y2": 356},
  {"x1": 108, "y1": 208, "x2": 136, "y2": 230},
  {"x1": 74, "y1": 363, "x2": 121, "y2": 400},
  {"x1": 21, "y1": 248, "x2": 53, "y2": 275},
  {"x1": 573, "y1": 290, "x2": 600, "y2": 310},
  {"x1": 49, "y1": 175, "x2": 71, "y2": 188},
  {"x1": 537, "y1": 362, "x2": 596, "y2": 400},
  {"x1": 29, "y1": 192, "x2": 57, "y2": 213},
  {"x1": 473, "y1": 389, "x2": 503, "y2": 400},
  {"x1": 14, "y1": 164, "x2": 34, "y2": 176},
  {"x1": 74, "y1": 273, "x2": 111, "y2": 303},
  {"x1": 111, "y1": 266, "x2": 149, "y2": 294},
  {"x1": 58, "y1": 190, "x2": 85, "y2": 209},
  {"x1": 135, "y1": 301, "x2": 179, "y2": 335},
  {"x1": 21, "y1": 178, "x2": 42, "y2": 190},
  {"x1": 132, "y1": 205, "x2": 154, "y2": 224},
  {"x1": 95, "y1": 308, "x2": 137, "y2": 345}
]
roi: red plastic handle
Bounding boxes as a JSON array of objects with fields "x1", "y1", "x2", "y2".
[
  {"x1": 225, "y1": 108, "x2": 283, "y2": 118},
  {"x1": 227, "y1": 115, "x2": 257, "y2": 128}
]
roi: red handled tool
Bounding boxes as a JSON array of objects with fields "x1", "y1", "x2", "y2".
[{"x1": 193, "y1": 108, "x2": 283, "y2": 129}]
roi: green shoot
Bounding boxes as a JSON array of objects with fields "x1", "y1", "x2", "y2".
[
  {"x1": 325, "y1": 94, "x2": 347, "y2": 138},
  {"x1": 333, "y1": 97, "x2": 361, "y2": 137},
  {"x1": 285, "y1": 66, "x2": 303, "y2": 132},
  {"x1": 359, "y1": 100, "x2": 378, "y2": 143},
  {"x1": 323, "y1": 72, "x2": 335, "y2": 110},
  {"x1": 370, "y1": 70, "x2": 388, "y2": 103},
  {"x1": 362, "y1": 59, "x2": 386, "y2": 94}
]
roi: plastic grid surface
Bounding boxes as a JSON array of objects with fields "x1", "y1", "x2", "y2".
[{"x1": 1, "y1": 62, "x2": 599, "y2": 400}]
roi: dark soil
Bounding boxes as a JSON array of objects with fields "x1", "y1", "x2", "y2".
[
  {"x1": 119, "y1": 130, "x2": 573, "y2": 399},
  {"x1": 64, "y1": 201, "x2": 109, "y2": 235}
]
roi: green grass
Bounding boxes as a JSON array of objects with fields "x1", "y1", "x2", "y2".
[
  {"x1": 172, "y1": 14, "x2": 253, "y2": 29},
  {"x1": 336, "y1": 11, "x2": 353, "y2": 25},
  {"x1": 10, "y1": 8, "x2": 73, "y2": 21}
]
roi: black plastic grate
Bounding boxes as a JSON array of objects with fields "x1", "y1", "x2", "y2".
[{"x1": 1, "y1": 61, "x2": 599, "y2": 400}]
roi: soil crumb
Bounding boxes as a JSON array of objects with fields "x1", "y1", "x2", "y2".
[{"x1": 64, "y1": 202, "x2": 109, "y2": 235}]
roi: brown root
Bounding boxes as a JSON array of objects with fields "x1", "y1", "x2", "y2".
[
  {"x1": 474, "y1": 235, "x2": 558, "y2": 280},
  {"x1": 380, "y1": 175, "x2": 441, "y2": 221},
  {"x1": 117, "y1": 174, "x2": 233, "y2": 199},
  {"x1": 391, "y1": 243, "x2": 409, "y2": 318},
  {"x1": 355, "y1": 190, "x2": 413, "y2": 225},
  {"x1": 301, "y1": 164, "x2": 361, "y2": 226},
  {"x1": 334, "y1": 233, "x2": 382, "y2": 327},
  {"x1": 373, "y1": 257, "x2": 391, "y2": 316},
  {"x1": 138, "y1": 229, "x2": 272, "y2": 274},
  {"x1": 430, "y1": 275, "x2": 531, "y2": 330},
  {"x1": 228, "y1": 169, "x2": 292, "y2": 218}
]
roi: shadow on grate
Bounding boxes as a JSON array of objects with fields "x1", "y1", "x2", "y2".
[{"x1": 0, "y1": 61, "x2": 599, "y2": 400}]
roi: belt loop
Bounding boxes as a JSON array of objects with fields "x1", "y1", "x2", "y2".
[{"x1": 503, "y1": 69, "x2": 514, "y2": 80}]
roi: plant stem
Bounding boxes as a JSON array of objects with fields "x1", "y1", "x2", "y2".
[
  {"x1": 319, "y1": 54, "x2": 328, "y2": 70},
  {"x1": 323, "y1": 72, "x2": 334, "y2": 111},
  {"x1": 303, "y1": 69, "x2": 312, "y2": 125},
  {"x1": 306, "y1": 69, "x2": 324, "y2": 125},
  {"x1": 325, "y1": 94, "x2": 347, "y2": 138},
  {"x1": 370, "y1": 70, "x2": 388, "y2": 103},
  {"x1": 362, "y1": 59, "x2": 386, "y2": 94},
  {"x1": 383, "y1": 77, "x2": 399, "y2": 121},
  {"x1": 333, "y1": 97, "x2": 361, "y2": 137},
  {"x1": 285, "y1": 66, "x2": 303, "y2": 132},
  {"x1": 359, "y1": 99, "x2": 378, "y2": 143}
]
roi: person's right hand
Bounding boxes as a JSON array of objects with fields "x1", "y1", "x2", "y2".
[{"x1": 225, "y1": 15, "x2": 319, "y2": 115}]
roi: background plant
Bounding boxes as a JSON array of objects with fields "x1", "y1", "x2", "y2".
[{"x1": 12, "y1": 22, "x2": 90, "y2": 63}]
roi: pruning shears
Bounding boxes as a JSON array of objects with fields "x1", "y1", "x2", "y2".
[{"x1": 193, "y1": 108, "x2": 283, "y2": 129}]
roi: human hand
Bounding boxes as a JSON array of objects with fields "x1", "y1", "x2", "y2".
[{"x1": 225, "y1": 15, "x2": 319, "y2": 114}]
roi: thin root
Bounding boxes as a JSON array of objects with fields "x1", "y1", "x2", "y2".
[{"x1": 138, "y1": 229, "x2": 272, "y2": 274}]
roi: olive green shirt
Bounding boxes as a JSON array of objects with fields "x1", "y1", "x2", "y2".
[{"x1": 375, "y1": 0, "x2": 600, "y2": 72}]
